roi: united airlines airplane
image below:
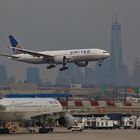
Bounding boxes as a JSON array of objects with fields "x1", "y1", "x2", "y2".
[
  {"x1": 0, "y1": 97, "x2": 74, "y2": 134},
  {"x1": 0, "y1": 35, "x2": 110, "y2": 71}
]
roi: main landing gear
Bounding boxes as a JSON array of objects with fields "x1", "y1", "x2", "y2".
[
  {"x1": 98, "y1": 60, "x2": 103, "y2": 66},
  {"x1": 38, "y1": 120, "x2": 54, "y2": 134},
  {"x1": 38, "y1": 127, "x2": 53, "y2": 133},
  {"x1": 47, "y1": 64, "x2": 56, "y2": 69},
  {"x1": 59, "y1": 56, "x2": 68, "y2": 71},
  {"x1": 47, "y1": 56, "x2": 69, "y2": 71}
]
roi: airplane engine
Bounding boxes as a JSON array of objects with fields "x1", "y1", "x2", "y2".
[
  {"x1": 57, "y1": 113, "x2": 74, "y2": 128},
  {"x1": 75, "y1": 61, "x2": 88, "y2": 67},
  {"x1": 54, "y1": 56, "x2": 67, "y2": 64}
]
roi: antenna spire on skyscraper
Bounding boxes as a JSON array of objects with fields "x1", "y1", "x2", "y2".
[{"x1": 113, "y1": 13, "x2": 118, "y2": 24}]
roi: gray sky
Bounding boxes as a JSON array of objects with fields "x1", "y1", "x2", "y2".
[{"x1": 0, "y1": 0, "x2": 140, "y2": 83}]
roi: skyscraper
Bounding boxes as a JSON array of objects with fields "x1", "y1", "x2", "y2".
[
  {"x1": 131, "y1": 59, "x2": 140, "y2": 87},
  {"x1": 0, "y1": 65, "x2": 7, "y2": 84},
  {"x1": 26, "y1": 67, "x2": 41, "y2": 85},
  {"x1": 94, "y1": 16, "x2": 129, "y2": 86},
  {"x1": 109, "y1": 15, "x2": 128, "y2": 86}
]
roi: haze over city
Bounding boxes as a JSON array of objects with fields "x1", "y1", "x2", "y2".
[{"x1": 0, "y1": 0, "x2": 140, "y2": 83}]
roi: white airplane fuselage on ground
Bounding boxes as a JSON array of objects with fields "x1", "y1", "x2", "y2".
[{"x1": 0, "y1": 98, "x2": 63, "y2": 121}]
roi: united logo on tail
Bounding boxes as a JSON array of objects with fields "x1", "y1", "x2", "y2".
[{"x1": 9, "y1": 35, "x2": 24, "y2": 54}]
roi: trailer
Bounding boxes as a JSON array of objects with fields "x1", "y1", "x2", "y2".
[
  {"x1": 122, "y1": 116, "x2": 137, "y2": 129},
  {"x1": 136, "y1": 117, "x2": 140, "y2": 129},
  {"x1": 96, "y1": 118, "x2": 114, "y2": 129}
]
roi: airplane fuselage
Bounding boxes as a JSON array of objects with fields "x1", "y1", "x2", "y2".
[
  {"x1": 0, "y1": 98, "x2": 63, "y2": 121},
  {"x1": 11, "y1": 48, "x2": 110, "y2": 64},
  {"x1": 0, "y1": 35, "x2": 110, "y2": 70}
]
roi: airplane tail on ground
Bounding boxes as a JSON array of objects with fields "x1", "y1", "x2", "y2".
[{"x1": 9, "y1": 35, "x2": 24, "y2": 54}]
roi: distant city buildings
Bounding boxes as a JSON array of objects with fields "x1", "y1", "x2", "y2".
[
  {"x1": 55, "y1": 64, "x2": 83, "y2": 86},
  {"x1": 94, "y1": 16, "x2": 129, "y2": 87},
  {"x1": 83, "y1": 67, "x2": 95, "y2": 86},
  {"x1": 26, "y1": 67, "x2": 41, "y2": 85},
  {"x1": 94, "y1": 60, "x2": 110, "y2": 86},
  {"x1": 0, "y1": 65, "x2": 7, "y2": 84},
  {"x1": 0, "y1": 16, "x2": 139, "y2": 87},
  {"x1": 131, "y1": 59, "x2": 140, "y2": 87},
  {"x1": 108, "y1": 16, "x2": 129, "y2": 86}
]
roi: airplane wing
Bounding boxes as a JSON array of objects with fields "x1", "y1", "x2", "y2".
[
  {"x1": 30, "y1": 108, "x2": 82, "y2": 121},
  {"x1": 31, "y1": 110, "x2": 67, "y2": 120},
  {"x1": 10, "y1": 47, "x2": 54, "y2": 58},
  {"x1": 0, "y1": 53, "x2": 19, "y2": 58}
]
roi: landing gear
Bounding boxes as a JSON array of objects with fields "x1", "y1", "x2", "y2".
[
  {"x1": 98, "y1": 63, "x2": 102, "y2": 66},
  {"x1": 39, "y1": 127, "x2": 53, "y2": 133},
  {"x1": 98, "y1": 60, "x2": 103, "y2": 66},
  {"x1": 47, "y1": 64, "x2": 56, "y2": 69},
  {"x1": 38, "y1": 120, "x2": 54, "y2": 134},
  {"x1": 59, "y1": 56, "x2": 68, "y2": 71}
]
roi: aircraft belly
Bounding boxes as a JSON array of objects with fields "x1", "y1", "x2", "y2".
[{"x1": 16, "y1": 58, "x2": 45, "y2": 64}]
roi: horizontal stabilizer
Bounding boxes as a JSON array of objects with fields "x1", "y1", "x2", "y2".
[{"x1": 0, "y1": 53, "x2": 19, "y2": 58}]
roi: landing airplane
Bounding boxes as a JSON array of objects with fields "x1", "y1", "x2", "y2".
[
  {"x1": 0, "y1": 97, "x2": 74, "y2": 134},
  {"x1": 0, "y1": 35, "x2": 110, "y2": 71}
]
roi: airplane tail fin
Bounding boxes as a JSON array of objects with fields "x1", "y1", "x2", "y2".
[{"x1": 9, "y1": 35, "x2": 24, "y2": 54}]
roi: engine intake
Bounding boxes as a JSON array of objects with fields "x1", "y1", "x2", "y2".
[
  {"x1": 54, "y1": 56, "x2": 67, "y2": 64},
  {"x1": 57, "y1": 114, "x2": 74, "y2": 128}
]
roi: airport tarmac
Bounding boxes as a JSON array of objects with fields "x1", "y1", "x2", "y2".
[{"x1": 0, "y1": 129, "x2": 140, "y2": 140}]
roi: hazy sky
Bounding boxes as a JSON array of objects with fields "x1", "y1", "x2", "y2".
[{"x1": 0, "y1": 0, "x2": 140, "y2": 83}]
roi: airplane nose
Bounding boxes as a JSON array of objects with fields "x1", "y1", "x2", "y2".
[
  {"x1": 106, "y1": 53, "x2": 110, "y2": 58},
  {"x1": 103, "y1": 52, "x2": 110, "y2": 58}
]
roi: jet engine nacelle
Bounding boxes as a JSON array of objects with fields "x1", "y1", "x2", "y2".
[
  {"x1": 57, "y1": 113, "x2": 74, "y2": 128},
  {"x1": 54, "y1": 56, "x2": 67, "y2": 64},
  {"x1": 75, "y1": 61, "x2": 88, "y2": 67}
]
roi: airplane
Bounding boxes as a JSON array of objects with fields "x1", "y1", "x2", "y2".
[
  {"x1": 0, "y1": 97, "x2": 74, "y2": 134},
  {"x1": 0, "y1": 35, "x2": 110, "y2": 71}
]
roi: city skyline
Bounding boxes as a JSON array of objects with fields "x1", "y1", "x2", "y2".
[
  {"x1": 0, "y1": 17, "x2": 138, "y2": 86},
  {"x1": 0, "y1": 1, "x2": 140, "y2": 83}
]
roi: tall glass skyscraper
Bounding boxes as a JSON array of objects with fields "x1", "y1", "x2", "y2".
[
  {"x1": 109, "y1": 16, "x2": 128, "y2": 86},
  {"x1": 111, "y1": 16, "x2": 123, "y2": 68}
]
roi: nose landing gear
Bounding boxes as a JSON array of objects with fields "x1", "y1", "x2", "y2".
[
  {"x1": 98, "y1": 59, "x2": 103, "y2": 66},
  {"x1": 47, "y1": 64, "x2": 56, "y2": 69}
]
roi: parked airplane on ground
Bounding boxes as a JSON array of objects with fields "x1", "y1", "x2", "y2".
[
  {"x1": 0, "y1": 35, "x2": 110, "y2": 71},
  {"x1": 0, "y1": 97, "x2": 74, "y2": 134}
]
